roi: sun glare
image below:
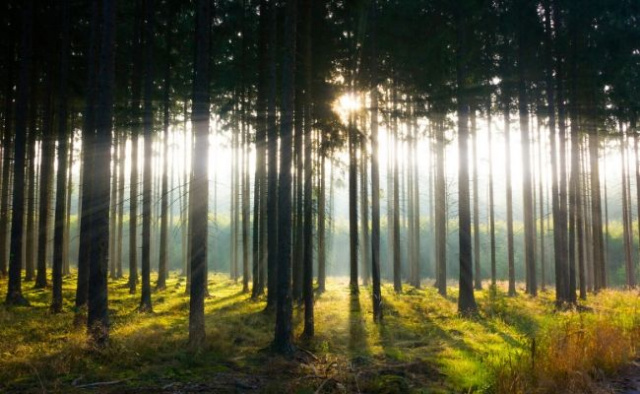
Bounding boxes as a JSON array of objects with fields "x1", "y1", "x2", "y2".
[{"x1": 333, "y1": 93, "x2": 362, "y2": 123}]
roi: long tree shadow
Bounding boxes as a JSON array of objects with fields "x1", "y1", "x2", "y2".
[{"x1": 348, "y1": 293, "x2": 372, "y2": 360}]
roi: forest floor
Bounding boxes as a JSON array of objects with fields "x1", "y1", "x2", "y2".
[{"x1": 1, "y1": 272, "x2": 639, "y2": 394}]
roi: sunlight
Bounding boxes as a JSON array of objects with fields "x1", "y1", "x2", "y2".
[{"x1": 333, "y1": 92, "x2": 362, "y2": 124}]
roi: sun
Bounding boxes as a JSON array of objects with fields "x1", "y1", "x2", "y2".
[{"x1": 333, "y1": 92, "x2": 362, "y2": 123}]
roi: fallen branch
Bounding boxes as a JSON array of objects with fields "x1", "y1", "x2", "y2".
[{"x1": 74, "y1": 379, "x2": 127, "y2": 389}]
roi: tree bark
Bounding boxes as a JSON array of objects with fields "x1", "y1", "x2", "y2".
[
  {"x1": 188, "y1": 0, "x2": 211, "y2": 350},
  {"x1": 5, "y1": 0, "x2": 33, "y2": 306},
  {"x1": 273, "y1": 0, "x2": 297, "y2": 356}
]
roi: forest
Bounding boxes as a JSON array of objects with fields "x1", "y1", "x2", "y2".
[{"x1": 0, "y1": 0, "x2": 639, "y2": 392}]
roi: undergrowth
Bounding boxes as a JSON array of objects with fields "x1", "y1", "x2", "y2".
[{"x1": 0, "y1": 274, "x2": 638, "y2": 393}]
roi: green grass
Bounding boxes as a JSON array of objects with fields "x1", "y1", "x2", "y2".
[{"x1": 0, "y1": 273, "x2": 638, "y2": 393}]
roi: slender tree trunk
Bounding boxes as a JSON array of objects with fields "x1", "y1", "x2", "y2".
[
  {"x1": 128, "y1": 0, "x2": 143, "y2": 295},
  {"x1": 157, "y1": 37, "x2": 170, "y2": 291},
  {"x1": 435, "y1": 118, "x2": 447, "y2": 296},
  {"x1": 273, "y1": 0, "x2": 297, "y2": 355},
  {"x1": 87, "y1": 0, "x2": 116, "y2": 345},
  {"x1": 456, "y1": 5, "x2": 477, "y2": 315},
  {"x1": 518, "y1": 16, "x2": 536, "y2": 297},
  {"x1": 109, "y1": 132, "x2": 119, "y2": 279},
  {"x1": 265, "y1": 0, "x2": 278, "y2": 310},
  {"x1": 302, "y1": 0, "x2": 314, "y2": 337},
  {"x1": 361, "y1": 117, "x2": 371, "y2": 287},
  {"x1": 25, "y1": 97, "x2": 37, "y2": 282},
  {"x1": 35, "y1": 69, "x2": 54, "y2": 289},
  {"x1": 6, "y1": 0, "x2": 33, "y2": 306},
  {"x1": 488, "y1": 98, "x2": 496, "y2": 287},
  {"x1": 0, "y1": 18, "x2": 14, "y2": 279},
  {"x1": 392, "y1": 87, "x2": 401, "y2": 293},
  {"x1": 252, "y1": 1, "x2": 268, "y2": 298},
  {"x1": 188, "y1": 0, "x2": 211, "y2": 349},
  {"x1": 63, "y1": 134, "x2": 73, "y2": 276},
  {"x1": 369, "y1": 2, "x2": 382, "y2": 318},
  {"x1": 52, "y1": 0, "x2": 70, "y2": 312},
  {"x1": 139, "y1": 0, "x2": 154, "y2": 313},
  {"x1": 318, "y1": 150, "x2": 326, "y2": 293},
  {"x1": 470, "y1": 106, "x2": 481, "y2": 290}
]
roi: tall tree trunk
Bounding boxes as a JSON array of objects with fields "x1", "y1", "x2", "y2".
[
  {"x1": 6, "y1": 0, "x2": 33, "y2": 306},
  {"x1": 349, "y1": 106, "x2": 359, "y2": 294},
  {"x1": 391, "y1": 87, "x2": 401, "y2": 293},
  {"x1": 435, "y1": 118, "x2": 447, "y2": 296},
  {"x1": 52, "y1": 0, "x2": 70, "y2": 312},
  {"x1": 139, "y1": 0, "x2": 154, "y2": 313},
  {"x1": 471, "y1": 106, "x2": 481, "y2": 290},
  {"x1": 109, "y1": 132, "x2": 119, "y2": 278},
  {"x1": 518, "y1": 12, "x2": 536, "y2": 297},
  {"x1": 0, "y1": 16, "x2": 14, "y2": 279},
  {"x1": 88, "y1": 0, "x2": 116, "y2": 346},
  {"x1": 488, "y1": 98, "x2": 496, "y2": 286},
  {"x1": 369, "y1": 0, "x2": 382, "y2": 319},
  {"x1": 35, "y1": 68, "x2": 54, "y2": 289},
  {"x1": 128, "y1": 0, "x2": 143, "y2": 295},
  {"x1": 63, "y1": 134, "x2": 73, "y2": 276},
  {"x1": 157, "y1": 35, "x2": 170, "y2": 291},
  {"x1": 318, "y1": 150, "x2": 326, "y2": 293},
  {"x1": 456, "y1": 5, "x2": 477, "y2": 315},
  {"x1": 293, "y1": 80, "x2": 304, "y2": 301},
  {"x1": 265, "y1": 0, "x2": 279, "y2": 311},
  {"x1": 273, "y1": 0, "x2": 297, "y2": 355},
  {"x1": 25, "y1": 94, "x2": 37, "y2": 282},
  {"x1": 252, "y1": 0, "x2": 268, "y2": 299},
  {"x1": 188, "y1": 0, "x2": 211, "y2": 349},
  {"x1": 537, "y1": 119, "x2": 546, "y2": 291},
  {"x1": 301, "y1": 0, "x2": 314, "y2": 338},
  {"x1": 361, "y1": 117, "x2": 370, "y2": 286}
]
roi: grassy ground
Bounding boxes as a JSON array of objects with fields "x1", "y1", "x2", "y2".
[{"x1": 0, "y1": 272, "x2": 639, "y2": 393}]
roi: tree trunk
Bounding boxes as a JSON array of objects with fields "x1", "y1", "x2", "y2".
[
  {"x1": 188, "y1": 0, "x2": 211, "y2": 350},
  {"x1": 518, "y1": 13, "x2": 536, "y2": 297},
  {"x1": 435, "y1": 118, "x2": 447, "y2": 296},
  {"x1": 139, "y1": 0, "x2": 154, "y2": 313},
  {"x1": 87, "y1": 0, "x2": 116, "y2": 346},
  {"x1": 265, "y1": 0, "x2": 278, "y2": 311},
  {"x1": 52, "y1": 0, "x2": 70, "y2": 312},
  {"x1": 157, "y1": 31, "x2": 170, "y2": 291},
  {"x1": 273, "y1": 0, "x2": 297, "y2": 356},
  {"x1": 488, "y1": 98, "x2": 496, "y2": 287},
  {"x1": 471, "y1": 106, "x2": 481, "y2": 291},
  {"x1": 392, "y1": 87, "x2": 401, "y2": 293},
  {"x1": 128, "y1": 0, "x2": 143, "y2": 295},
  {"x1": 109, "y1": 132, "x2": 119, "y2": 279},
  {"x1": 349, "y1": 107, "x2": 359, "y2": 294},
  {"x1": 456, "y1": 5, "x2": 477, "y2": 315},
  {"x1": 5, "y1": 0, "x2": 33, "y2": 306},
  {"x1": 302, "y1": 0, "x2": 314, "y2": 339},
  {"x1": 35, "y1": 67, "x2": 54, "y2": 289},
  {"x1": 369, "y1": 1, "x2": 382, "y2": 319}
]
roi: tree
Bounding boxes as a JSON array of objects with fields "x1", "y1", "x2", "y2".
[
  {"x1": 51, "y1": 0, "x2": 70, "y2": 313},
  {"x1": 456, "y1": 2, "x2": 477, "y2": 315},
  {"x1": 273, "y1": 0, "x2": 297, "y2": 356},
  {"x1": 369, "y1": 2, "x2": 382, "y2": 321},
  {"x1": 87, "y1": 0, "x2": 116, "y2": 345},
  {"x1": 5, "y1": 0, "x2": 33, "y2": 306},
  {"x1": 188, "y1": 0, "x2": 211, "y2": 349},
  {"x1": 128, "y1": 0, "x2": 143, "y2": 295},
  {"x1": 139, "y1": 0, "x2": 155, "y2": 313}
]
